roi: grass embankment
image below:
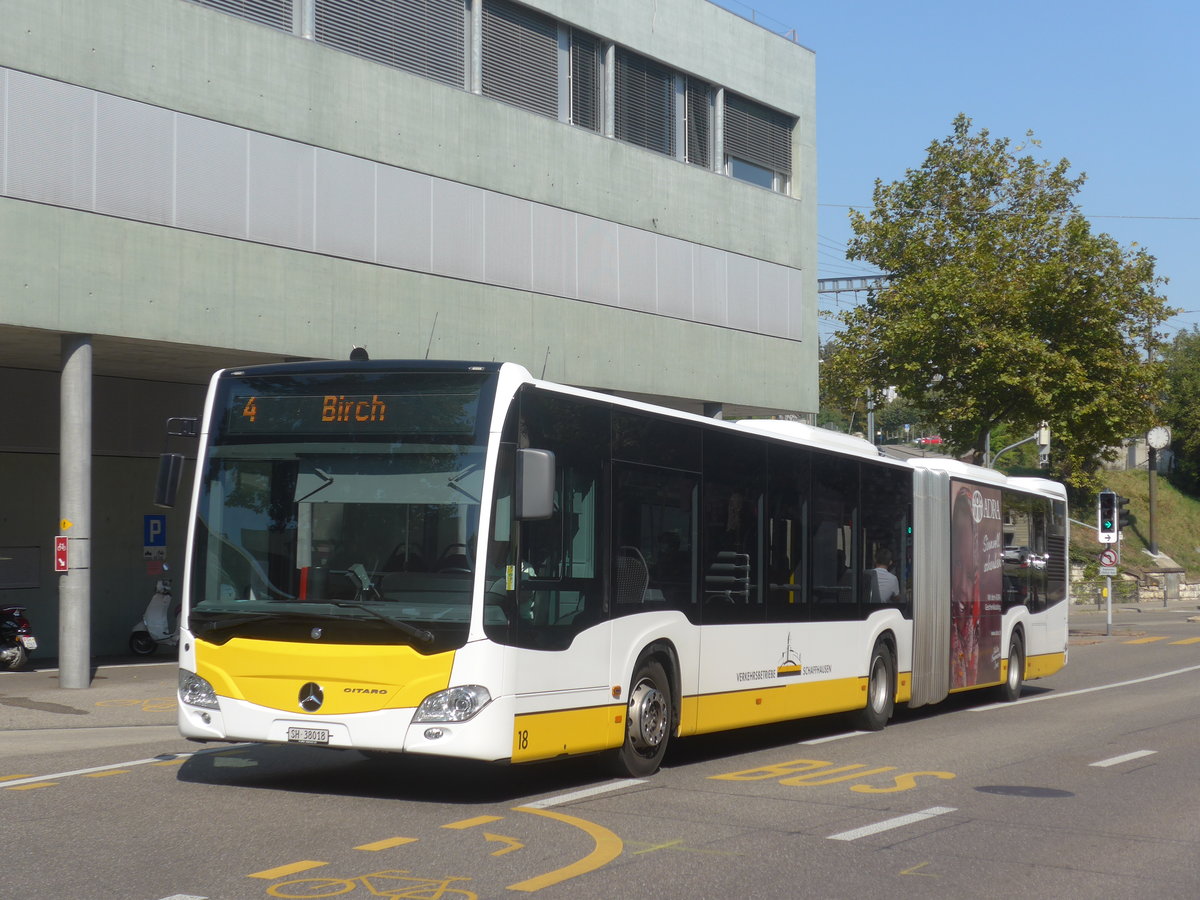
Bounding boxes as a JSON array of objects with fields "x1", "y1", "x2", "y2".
[{"x1": 1068, "y1": 470, "x2": 1200, "y2": 579}]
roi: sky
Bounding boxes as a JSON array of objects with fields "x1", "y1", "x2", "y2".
[{"x1": 713, "y1": 0, "x2": 1200, "y2": 345}]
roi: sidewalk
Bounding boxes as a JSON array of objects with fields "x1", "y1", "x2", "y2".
[
  {"x1": 1068, "y1": 596, "x2": 1200, "y2": 637},
  {"x1": 0, "y1": 657, "x2": 179, "y2": 732}
]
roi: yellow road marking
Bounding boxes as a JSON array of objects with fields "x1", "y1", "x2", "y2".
[
  {"x1": 1124, "y1": 636, "x2": 1169, "y2": 644},
  {"x1": 507, "y1": 806, "x2": 623, "y2": 892},
  {"x1": 632, "y1": 839, "x2": 683, "y2": 855},
  {"x1": 152, "y1": 758, "x2": 188, "y2": 767},
  {"x1": 7, "y1": 782, "x2": 57, "y2": 790},
  {"x1": 484, "y1": 833, "x2": 525, "y2": 856},
  {"x1": 901, "y1": 861, "x2": 938, "y2": 877},
  {"x1": 627, "y1": 839, "x2": 736, "y2": 857},
  {"x1": 0, "y1": 775, "x2": 34, "y2": 782},
  {"x1": 1170, "y1": 637, "x2": 1200, "y2": 645},
  {"x1": 85, "y1": 770, "x2": 129, "y2": 778},
  {"x1": 442, "y1": 815, "x2": 503, "y2": 830},
  {"x1": 249, "y1": 860, "x2": 328, "y2": 880},
  {"x1": 355, "y1": 837, "x2": 418, "y2": 851}
]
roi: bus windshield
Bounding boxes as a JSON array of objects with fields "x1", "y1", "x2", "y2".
[{"x1": 187, "y1": 369, "x2": 495, "y2": 650}]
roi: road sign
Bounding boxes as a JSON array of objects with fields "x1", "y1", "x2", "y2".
[
  {"x1": 54, "y1": 535, "x2": 68, "y2": 572},
  {"x1": 1099, "y1": 566, "x2": 1117, "y2": 576},
  {"x1": 144, "y1": 514, "x2": 166, "y2": 547},
  {"x1": 1099, "y1": 548, "x2": 1117, "y2": 567}
]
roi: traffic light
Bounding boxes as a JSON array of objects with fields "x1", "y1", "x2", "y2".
[
  {"x1": 1098, "y1": 490, "x2": 1117, "y2": 543},
  {"x1": 1117, "y1": 495, "x2": 1133, "y2": 530}
]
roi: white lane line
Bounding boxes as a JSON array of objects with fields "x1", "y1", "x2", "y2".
[
  {"x1": 1, "y1": 754, "x2": 197, "y2": 789},
  {"x1": 828, "y1": 806, "x2": 957, "y2": 842},
  {"x1": 801, "y1": 731, "x2": 870, "y2": 745},
  {"x1": 1, "y1": 745, "x2": 250, "y2": 790},
  {"x1": 523, "y1": 779, "x2": 645, "y2": 809},
  {"x1": 970, "y1": 664, "x2": 1200, "y2": 712},
  {"x1": 1090, "y1": 750, "x2": 1157, "y2": 768}
]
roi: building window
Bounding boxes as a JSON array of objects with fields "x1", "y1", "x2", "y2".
[
  {"x1": 313, "y1": 0, "x2": 466, "y2": 88},
  {"x1": 724, "y1": 93, "x2": 793, "y2": 191},
  {"x1": 481, "y1": 0, "x2": 559, "y2": 118},
  {"x1": 187, "y1": 0, "x2": 294, "y2": 31},
  {"x1": 614, "y1": 49, "x2": 675, "y2": 157},
  {"x1": 569, "y1": 30, "x2": 602, "y2": 132},
  {"x1": 684, "y1": 77, "x2": 711, "y2": 168}
]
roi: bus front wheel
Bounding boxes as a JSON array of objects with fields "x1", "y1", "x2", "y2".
[
  {"x1": 854, "y1": 641, "x2": 894, "y2": 731},
  {"x1": 609, "y1": 658, "x2": 672, "y2": 777}
]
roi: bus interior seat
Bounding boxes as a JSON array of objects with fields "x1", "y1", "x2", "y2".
[{"x1": 615, "y1": 546, "x2": 649, "y2": 605}]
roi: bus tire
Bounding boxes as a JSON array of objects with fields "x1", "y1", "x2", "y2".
[
  {"x1": 609, "y1": 658, "x2": 672, "y2": 777},
  {"x1": 997, "y1": 632, "x2": 1024, "y2": 702},
  {"x1": 854, "y1": 641, "x2": 894, "y2": 731}
]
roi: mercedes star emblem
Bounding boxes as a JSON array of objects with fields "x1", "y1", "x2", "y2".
[{"x1": 298, "y1": 682, "x2": 324, "y2": 712}]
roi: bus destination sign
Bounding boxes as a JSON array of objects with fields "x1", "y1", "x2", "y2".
[{"x1": 223, "y1": 392, "x2": 477, "y2": 437}]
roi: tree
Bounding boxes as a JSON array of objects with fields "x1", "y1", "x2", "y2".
[
  {"x1": 1162, "y1": 327, "x2": 1200, "y2": 495},
  {"x1": 822, "y1": 115, "x2": 1174, "y2": 489}
]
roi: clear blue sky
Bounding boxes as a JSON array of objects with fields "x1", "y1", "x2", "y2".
[{"x1": 713, "y1": 0, "x2": 1199, "y2": 344}]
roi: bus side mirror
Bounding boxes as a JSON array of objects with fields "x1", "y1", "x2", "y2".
[
  {"x1": 155, "y1": 453, "x2": 186, "y2": 509},
  {"x1": 515, "y1": 449, "x2": 555, "y2": 520}
]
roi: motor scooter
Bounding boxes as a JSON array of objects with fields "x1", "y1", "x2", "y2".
[
  {"x1": 129, "y1": 568, "x2": 179, "y2": 656},
  {"x1": 1, "y1": 605, "x2": 37, "y2": 670}
]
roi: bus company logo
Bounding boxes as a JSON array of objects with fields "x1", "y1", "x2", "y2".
[
  {"x1": 298, "y1": 682, "x2": 324, "y2": 712},
  {"x1": 777, "y1": 633, "x2": 803, "y2": 678}
]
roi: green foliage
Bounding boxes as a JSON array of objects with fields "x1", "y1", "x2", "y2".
[
  {"x1": 1162, "y1": 327, "x2": 1200, "y2": 495},
  {"x1": 822, "y1": 115, "x2": 1175, "y2": 491},
  {"x1": 1071, "y1": 470, "x2": 1200, "y2": 579}
]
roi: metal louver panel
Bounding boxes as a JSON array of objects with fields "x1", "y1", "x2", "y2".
[
  {"x1": 481, "y1": 0, "x2": 558, "y2": 117},
  {"x1": 685, "y1": 78, "x2": 710, "y2": 168},
  {"x1": 314, "y1": 0, "x2": 465, "y2": 88},
  {"x1": 570, "y1": 30, "x2": 601, "y2": 131},
  {"x1": 614, "y1": 49, "x2": 674, "y2": 157},
  {"x1": 188, "y1": 0, "x2": 294, "y2": 32},
  {"x1": 724, "y1": 93, "x2": 792, "y2": 175}
]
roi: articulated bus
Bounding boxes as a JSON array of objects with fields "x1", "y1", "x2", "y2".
[{"x1": 160, "y1": 358, "x2": 1068, "y2": 777}]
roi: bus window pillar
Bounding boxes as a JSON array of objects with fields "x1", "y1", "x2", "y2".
[{"x1": 59, "y1": 333, "x2": 93, "y2": 689}]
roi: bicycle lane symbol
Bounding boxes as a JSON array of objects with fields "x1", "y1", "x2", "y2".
[
  {"x1": 267, "y1": 870, "x2": 477, "y2": 899},
  {"x1": 254, "y1": 805, "x2": 623, "y2": 896}
]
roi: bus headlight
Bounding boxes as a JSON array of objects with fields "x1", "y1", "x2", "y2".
[
  {"x1": 413, "y1": 685, "x2": 492, "y2": 723},
  {"x1": 179, "y1": 670, "x2": 219, "y2": 710}
]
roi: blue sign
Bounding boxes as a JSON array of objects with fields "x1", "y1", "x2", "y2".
[{"x1": 144, "y1": 514, "x2": 167, "y2": 547}]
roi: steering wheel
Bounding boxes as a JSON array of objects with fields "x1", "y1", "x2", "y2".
[{"x1": 434, "y1": 543, "x2": 472, "y2": 574}]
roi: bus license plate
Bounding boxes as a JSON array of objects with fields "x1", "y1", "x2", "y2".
[{"x1": 287, "y1": 727, "x2": 329, "y2": 745}]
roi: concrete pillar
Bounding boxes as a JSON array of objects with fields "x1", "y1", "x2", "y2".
[{"x1": 59, "y1": 334, "x2": 92, "y2": 689}]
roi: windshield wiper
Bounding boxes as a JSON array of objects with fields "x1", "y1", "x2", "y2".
[
  {"x1": 446, "y1": 462, "x2": 481, "y2": 503},
  {"x1": 296, "y1": 466, "x2": 335, "y2": 503},
  {"x1": 331, "y1": 601, "x2": 435, "y2": 646}
]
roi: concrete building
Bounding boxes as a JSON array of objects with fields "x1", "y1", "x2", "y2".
[{"x1": 0, "y1": 0, "x2": 816, "y2": 660}]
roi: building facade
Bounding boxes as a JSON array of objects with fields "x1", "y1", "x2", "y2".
[{"x1": 0, "y1": 0, "x2": 816, "y2": 659}]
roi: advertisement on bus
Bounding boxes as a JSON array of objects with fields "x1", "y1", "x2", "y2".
[{"x1": 950, "y1": 480, "x2": 1003, "y2": 688}]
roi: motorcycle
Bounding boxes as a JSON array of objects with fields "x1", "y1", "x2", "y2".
[
  {"x1": 129, "y1": 569, "x2": 179, "y2": 656},
  {"x1": 1, "y1": 605, "x2": 37, "y2": 670}
]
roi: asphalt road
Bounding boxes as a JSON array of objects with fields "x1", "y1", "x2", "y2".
[{"x1": 3, "y1": 601, "x2": 1198, "y2": 899}]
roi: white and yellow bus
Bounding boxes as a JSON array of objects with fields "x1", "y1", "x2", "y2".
[{"x1": 161, "y1": 358, "x2": 1068, "y2": 777}]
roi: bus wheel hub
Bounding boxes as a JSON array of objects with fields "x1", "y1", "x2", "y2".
[{"x1": 628, "y1": 680, "x2": 667, "y2": 751}]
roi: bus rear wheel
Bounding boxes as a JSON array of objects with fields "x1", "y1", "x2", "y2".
[
  {"x1": 854, "y1": 641, "x2": 894, "y2": 731},
  {"x1": 997, "y1": 633, "x2": 1024, "y2": 702},
  {"x1": 609, "y1": 658, "x2": 672, "y2": 778}
]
